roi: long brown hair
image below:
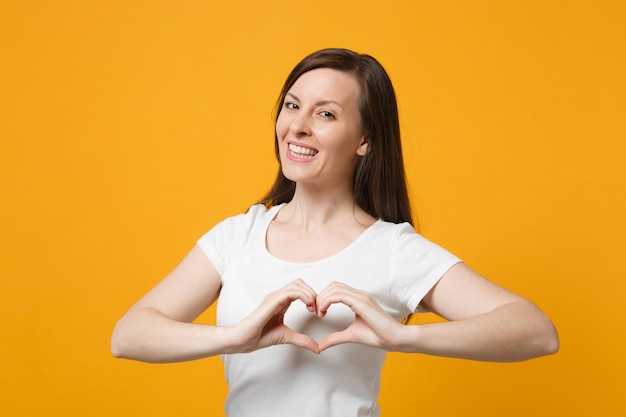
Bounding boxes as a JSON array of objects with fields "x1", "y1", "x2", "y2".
[{"x1": 260, "y1": 48, "x2": 414, "y2": 226}]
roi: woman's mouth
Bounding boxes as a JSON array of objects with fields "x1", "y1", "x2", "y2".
[{"x1": 288, "y1": 143, "x2": 318, "y2": 159}]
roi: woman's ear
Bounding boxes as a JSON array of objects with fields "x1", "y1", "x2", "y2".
[{"x1": 356, "y1": 134, "x2": 369, "y2": 156}]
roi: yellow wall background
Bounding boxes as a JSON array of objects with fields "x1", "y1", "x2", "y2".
[{"x1": 1, "y1": 1, "x2": 624, "y2": 415}]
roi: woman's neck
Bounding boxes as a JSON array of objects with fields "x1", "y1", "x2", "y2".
[{"x1": 278, "y1": 183, "x2": 374, "y2": 230}]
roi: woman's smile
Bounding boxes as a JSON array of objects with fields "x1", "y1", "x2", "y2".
[{"x1": 287, "y1": 142, "x2": 319, "y2": 160}]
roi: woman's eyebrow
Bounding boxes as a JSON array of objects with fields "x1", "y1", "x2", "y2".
[
  {"x1": 285, "y1": 92, "x2": 344, "y2": 109},
  {"x1": 285, "y1": 92, "x2": 300, "y2": 101}
]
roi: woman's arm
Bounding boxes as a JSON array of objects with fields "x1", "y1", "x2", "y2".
[
  {"x1": 402, "y1": 262, "x2": 559, "y2": 361},
  {"x1": 110, "y1": 245, "x2": 228, "y2": 362},
  {"x1": 317, "y1": 263, "x2": 559, "y2": 361},
  {"x1": 111, "y1": 246, "x2": 320, "y2": 363}
]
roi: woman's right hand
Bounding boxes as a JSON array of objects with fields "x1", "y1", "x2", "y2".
[
  {"x1": 112, "y1": 245, "x2": 320, "y2": 362},
  {"x1": 227, "y1": 279, "x2": 320, "y2": 354}
]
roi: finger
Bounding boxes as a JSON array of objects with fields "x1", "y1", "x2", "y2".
[
  {"x1": 287, "y1": 279, "x2": 318, "y2": 312},
  {"x1": 318, "y1": 328, "x2": 353, "y2": 352},
  {"x1": 261, "y1": 283, "x2": 316, "y2": 317},
  {"x1": 317, "y1": 284, "x2": 365, "y2": 317},
  {"x1": 242, "y1": 281, "x2": 317, "y2": 328},
  {"x1": 284, "y1": 329, "x2": 320, "y2": 354}
]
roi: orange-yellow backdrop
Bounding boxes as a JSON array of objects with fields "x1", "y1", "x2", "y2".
[{"x1": 1, "y1": 1, "x2": 624, "y2": 416}]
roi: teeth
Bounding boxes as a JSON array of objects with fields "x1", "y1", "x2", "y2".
[{"x1": 288, "y1": 143, "x2": 318, "y2": 158}]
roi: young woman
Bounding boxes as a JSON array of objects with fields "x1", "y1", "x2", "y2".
[{"x1": 111, "y1": 48, "x2": 559, "y2": 417}]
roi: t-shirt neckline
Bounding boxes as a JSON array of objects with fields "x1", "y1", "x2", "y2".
[{"x1": 262, "y1": 203, "x2": 381, "y2": 265}]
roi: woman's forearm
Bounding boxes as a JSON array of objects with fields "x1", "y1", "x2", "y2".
[
  {"x1": 398, "y1": 300, "x2": 559, "y2": 362},
  {"x1": 111, "y1": 307, "x2": 233, "y2": 363}
]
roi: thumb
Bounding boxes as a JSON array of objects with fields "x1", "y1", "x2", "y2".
[
  {"x1": 318, "y1": 329, "x2": 353, "y2": 352},
  {"x1": 284, "y1": 328, "x2": 320, "y2": 354}
]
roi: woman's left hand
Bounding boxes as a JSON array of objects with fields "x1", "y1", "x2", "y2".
[{"x1": 316, "y1": 282, "x2": 405, "y2": 352}]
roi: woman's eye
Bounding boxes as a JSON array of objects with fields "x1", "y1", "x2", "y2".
[
  {"x1": 319, "y1": 111, "x2": 335, "y2": 119},
  {"x1": 284, "y1": 102, "x2": 299, "y2": 110}
]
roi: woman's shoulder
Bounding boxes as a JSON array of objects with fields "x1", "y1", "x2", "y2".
[
  {"x1": 197, "y1": 204, "x2": 279, "y2": 251},
  {"x1": 215, "y1": 203, "x2": 280, "y2": 231},
  {"x1": 367, "y1": 219, "x2": 448, "y2": 251},
  {"x1": 230, "y1": 203, "x2": 289, "y2": 236},
  {"x1": 241, "y1": 203, "x2": 283, "y2": 226},
  {"x1": 373, "y1": 220, "x2": 460, "y2": 263},
  {"x1": 370, "y1": 218, "x2": 417, "y2": 237},
  {"x1": 245, "y1": 203, "x2": 278, "y2": 217}
]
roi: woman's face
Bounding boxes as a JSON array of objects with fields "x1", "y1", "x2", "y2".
[{"x1": 275, "y1": 68, "x2": 369, "y2": 188}]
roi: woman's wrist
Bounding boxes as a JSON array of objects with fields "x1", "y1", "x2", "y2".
[{"x1": 391, "y1": 322, "x2": 423, "y2": 353}]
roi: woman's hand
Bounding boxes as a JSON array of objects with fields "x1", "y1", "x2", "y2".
[
  {"x1": 228, "y1": 279, "x2": 320, "y2": 354},
  {"x1": 316, "y1": 282, "x2": 406, "y2": 352},
  {"x1": 313, "y1": 264, "x2": 559, "y2": 360}
]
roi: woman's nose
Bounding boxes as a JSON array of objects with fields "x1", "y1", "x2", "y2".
[{"x1": 289, "y1": 112, "x2": 312, "y2": 137}]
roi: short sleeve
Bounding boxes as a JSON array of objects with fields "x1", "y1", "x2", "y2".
[
  {"x1": 389, "y1": 223, "x2": 461, "y2": 312},
  {"x1": 196, "y1": 205, "x2": 270, "y2": 276},
  {"x1": 196, "y1": 216, "x2": 235, "y2": 276}
]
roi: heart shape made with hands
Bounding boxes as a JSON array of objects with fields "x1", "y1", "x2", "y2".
[
  {"x1": 283, "y1": 297, "x2": 356, "y2": 351},
  {"x1": 254, "y1": 279, "x2": 393, "y2": 353}
]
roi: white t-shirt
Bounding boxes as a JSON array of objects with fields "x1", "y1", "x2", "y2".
[{"x1": 197, "y1": 204, "x2": 461, "y2": 417}]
